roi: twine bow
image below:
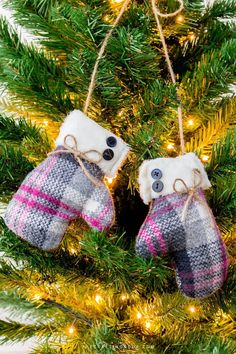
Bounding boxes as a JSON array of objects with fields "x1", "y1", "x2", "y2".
[
  {"x1": 48, "y1": 134, "x2": 103, "y2": 186},
  {"x1": 173, "y1": 168, "x2": 214, "y2": 226}
]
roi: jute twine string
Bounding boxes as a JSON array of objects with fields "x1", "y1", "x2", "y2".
[
  {"x1": 50, "y1": 1, "x2": 131, "y2": 185},
  {"x1": 151, "y1": 0, "x2": 185, "y2": 155},
  {"x1": 173, "y1": 169, "x2": 214, "y2": 227},
  {"x1": 151, "y1": 1, "x2": 214, "y2": 224},
  {"x1": 48, "y1": 135, "x2": 103, "y2": 186},
  {"x1": 83, "y1": 0, "x2": 132, "y2": 114}
]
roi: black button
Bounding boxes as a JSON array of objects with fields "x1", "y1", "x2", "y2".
[
  {"x1": 152, "y1": 180, "x2": 164, "y2": 193},
  {"x1": 106, "y1": 136, "x2": 117, "y2": 148},
  {"x1": 151, "y1": 168, "x2": 162, "y2": 179},
  {"x1": 103, "y1": 149, "x2": 114, "y2": 161}
]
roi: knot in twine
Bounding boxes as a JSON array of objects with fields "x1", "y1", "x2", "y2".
[
  {"x1": 48, "y1": 134, "x2": 103, "y2": 186},
  {"x1": 153, "y1": 0, "x2": 184, "y2": 18},
  {"x1": 173, "y1": 168, "x2": 214, "y2": 227}
]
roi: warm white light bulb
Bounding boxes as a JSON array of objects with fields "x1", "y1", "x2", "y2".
[
  {"x1": 111, "y1": 0, "x2": 124, "y2": 3},
  {"x1": 118, "y1": 109, "x2": 123, "y2": 117},
  {"x1": 106, "y1": 175, "x2": 117, "y2": 185},
  {"x1": 176, "y1": 15, "x2": 184, "y2": 23},
  {"x1": 137, "y1": 312, "x2": 142, "y2": 319},
  {"x1": 70, "y1": 247, "x2": 76, "y2": 255},
  {"x1": 188, "y1": 119, "x2": 194, "y2": 126},
  {"x1": 68, "y1": 326, "x2": 75, "y2": 334},
  {"x1": 167, "y1": 143, "x2": 174, "y2": 151},
  {"x1": 107, "y1": 177, "x2": 114, "y2": 184},
  {"x1": 188, "y1": 305, "x2": 196, "y2": 313},
  {"x1": 145, "y1": 321, "x2": 151, "y2": 329},
  {"x1": 95, "y1": 295, "x2": 102, "y2": 303},
  {"x1": 201, "y1": 155, "x2": 209, "y2": 162},
  {"x1": 189, "y1": 33, "x2": 196, "y2": 41}
]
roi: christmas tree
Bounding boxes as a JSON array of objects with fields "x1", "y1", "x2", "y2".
[{"x1": 0, "y1": 0, "x2": 235, "y2": 352}]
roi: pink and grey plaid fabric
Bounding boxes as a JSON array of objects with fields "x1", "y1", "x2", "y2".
[
  {"x1": 135, "y1": 189, "x2": 229, "y2": 298},
  {"x1": 4, "y1": 148, "x2": 114, "y2": 251}
]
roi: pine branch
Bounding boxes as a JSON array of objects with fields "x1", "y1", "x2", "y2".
[
  {"x1": 207, "y1": 127, "x2": 236, "y2": 174},
  {"x1": 78, "y1": 230, "x2": 171, "y2": 293},
  {"x1": 0, "y1": 260, "x2": 94, "y2": 327},
  {"x1": 206, "y1": 129, "x2": 236, "y2": 224},
  {"x1": 0, "y1": 319, "x2": 59, "y2": 344},
  {"x1": 0, "y1": 291, "x2": 62, "y2": 322},
  {"x1": 0, "y1": 144, "x2": 35, "y2": 195},
  {"x1": 0, "y1": 217, "x2": 88, "y2": 278},
  {"x1": 181, "y1": 39, "x2": 236, "y2": 111},
  {"x1": 0, "y1": 114, "x2": 51, "y2": 161},
  {"x1": 0, "y1": 18, "x2": 76, "y2": 118},
  {"x1": 204, "y1": 0, "x2": 236, "y2": 19},
  {"x1": 185, "y1": 99, "x2": 236, "y2": 154},
  {"x1": 30, "y1": 346, "x2": 57, "y2": 354},
  {"x1": 163, "y1": 0, "x2": 236, "y2": 79},
  {"x1": 0, "y1": 114, "x2": 45, "y2": 142},
  {"x1": 5, "y1": 0, "x2": 95, "y2": 54},
  {"x1": 15, "y1": 0, "x2": 68, "y2": 19}
]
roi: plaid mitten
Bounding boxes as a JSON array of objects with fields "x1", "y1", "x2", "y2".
[
  {"x1": 135, "y1": 153, "x2": 229, "y2": 298},
  {"x1": 5, "y1": 110, "x2": 130, "y2": 251}
]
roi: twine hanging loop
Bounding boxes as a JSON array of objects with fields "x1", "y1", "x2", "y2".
[
  {"x1": 83, "y1": 0, "x2": 132, "y2": 114},
  {"x1": 151, "y1": 0, "x2": 185, "y2": 155},
  {"x1": 154, "y1": 0, "x2": 184, "y2": 18}
]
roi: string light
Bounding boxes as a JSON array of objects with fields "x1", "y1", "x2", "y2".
[
  {"x1": 201, "y1": 155, "x2": 209, "y2": 162},
  {"x1": 121, "y1": 294, "x2": 128, "y2": 301},
  {"x1": 33, "y1": 293, "x2": 42, "y2": 301},
  {"x1": 69, "y1": 247, "x2": 76, "y2": 255},
  {"x1": 189, "y1": 33, "x2": 196, "y2": 41},
  {"x1": 187, "y1": 119, "x2": 194, "y2": 127},
  {"x1": 95, "y1": 294, "x2": 102, "y2": 303},
  {"x1": 67, "y1": 323, "x2": 77, "y2": 337},
  {"x1": 68, "y1": 326, "x2": 75, "y2": 335},
  {"x1": 176, "y1": 15, "x2": 184, "y2": 23},
  {"x1": 118, "y1": 109, "x2": 124, "y2": 117},
  {"x1": 167, "y1": 143, "x2": 175, "y2": 151},
  {"x1": 145, "y1": 321, "x2": 151, "y2": 329},
  {"x1": 107, "y1": 177, "x2": 114, "y2": 184},
  {"x1": 42, "y1": 119, "x2": 48, "y2": 127},
  {"x1": 103, "y1": 15, "x2": 111, "y2": 23},
  {"x1": 137, "y1": 312, "x2": 142, "y2": 319},
  {"x1": 110, "y1": 0, "x2": 125, "y2": 8},
  {"x1": 110, "y1": 0, "x2": 124, "y2": 4},
  {"x1": 188, "y1": 305, "x2": 196, "y2": 314},
  {"x1": 105, "y1": 175, "x2": 117, "y2": 185}
]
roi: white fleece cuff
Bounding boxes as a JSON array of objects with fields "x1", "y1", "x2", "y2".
[
  {"x1": 56, "y1": 110, "x2": 130, "y2": 178},
  {"x1": 138, "y1": 153, "x2": 211, "y2": 205}
]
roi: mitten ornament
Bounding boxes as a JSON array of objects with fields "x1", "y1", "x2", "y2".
[
  {"x1": 5, "y1": 110, "x2": 129, "y2": 251},
  {"x1": 135, "y1": 153, "x2": 229, "y2": 298}
]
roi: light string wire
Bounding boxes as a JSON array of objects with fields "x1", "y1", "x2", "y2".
[
  {"x1": 151, "y1": 0, "x2": 185, "y2": 155},
  {"x1": 83, "y1": 0, "x2": 132, "y2": 114}
]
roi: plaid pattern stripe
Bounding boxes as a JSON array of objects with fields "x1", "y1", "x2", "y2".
[
  {"x1": 135, "y1": 189, "x2": 229, "y2": 298},
  {"x1": 4, "y1": 149, "x2": 114, "y2": 251}
]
